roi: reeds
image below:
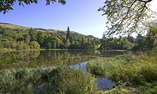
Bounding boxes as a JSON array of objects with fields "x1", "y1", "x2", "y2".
[
  {"x1": 0, "y1": 67, "x2": 97, "y2": 94},
  {"x1": 87, "y1": 52, "x2": 157, "y2": 93}
]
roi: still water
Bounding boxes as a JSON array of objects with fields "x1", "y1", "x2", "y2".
[
  {"x1": 0, "y1": 50, "x2": 126, "y2": 92},
  {"x1": 0, "y1": 50, "x2": 125, "y2": 69}
]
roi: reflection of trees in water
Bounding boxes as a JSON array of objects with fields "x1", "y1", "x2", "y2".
[
  {"x1": 30, "y1": 51, "x2": 40, "y2": 58},
  {"x1": 0, "y1": 50, "x2": 126, "y2": 69},
  {"x1": 99, "y1": 50, "x2": 127, "y2": 57}
]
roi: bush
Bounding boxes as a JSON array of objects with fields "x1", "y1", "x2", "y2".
[{"x1": 29, "y1": 41, "x2": 40, "y2": 49}]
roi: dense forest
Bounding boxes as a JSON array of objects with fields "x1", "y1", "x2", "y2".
[{"x1": 0, "y1": 23, "x2": 157, "y2": 51}]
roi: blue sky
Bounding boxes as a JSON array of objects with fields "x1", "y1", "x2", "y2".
[
  {"x1": 0, "y1": 0, "x2": 156, "y2": 38},
  {"x1": 0, "y1": 0, "x2": 107, "y2": 38}
]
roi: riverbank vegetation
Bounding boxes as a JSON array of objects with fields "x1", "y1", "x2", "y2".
[
  {"x1": 87, "y1": 50, "x2": 157, "y2": 93},
  {"x1": 1, "y1": 23, "x2": 157, "y2": 51},
  {"x1": 1, "y1": 0, "x2": 157, "y2": 93},
  {"x1": 1, "y1": 22, "x2": 157, "y2": 93},
  {"x1": 1, "y1": 50, "x2": 157, "y2": 94},
  {"x1": 0, "y1": 67, "x2": 97, "y2": 94}
]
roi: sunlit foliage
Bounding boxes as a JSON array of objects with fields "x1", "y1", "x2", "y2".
[{"x1": 99, "y1": 0, "x2": 156, "y2": 35}]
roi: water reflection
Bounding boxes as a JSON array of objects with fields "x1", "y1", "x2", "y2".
[
  {"x1": 70, "y1": 61, "x2": 116, "y2": 91},
  {"x1": 0, "y1": 50, "x2": 125, "y2": 69},
  {"x1": 97, "y1": 77, "x2": 116, "y2": 91},
  {"x1": 0, "y1": 50, "x2": 126, "y2": 92}
]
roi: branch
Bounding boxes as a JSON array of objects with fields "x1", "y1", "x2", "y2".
[{"x1": 138, "y1": 0, "x2": 152, "y2": 3}]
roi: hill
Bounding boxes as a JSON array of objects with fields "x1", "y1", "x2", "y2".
[
  {"x1": 0, "y1": 22, "x2": 30, "y2": 30},
  {"x1": 0, "y1": 22, "x2": 96, "y2": 38}
]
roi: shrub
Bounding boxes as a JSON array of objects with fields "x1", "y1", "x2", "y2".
[{"x1": 29, "y1": 41, "x2": 40, "y2": 49}]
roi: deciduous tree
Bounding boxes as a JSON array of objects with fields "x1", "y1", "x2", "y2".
[
  {"x1": 98, "y1": 0, "x2": 156, "y2": 35},
  {"x1": 30, "y1": 41, "x2": 40, "y2": 49},
  {"x1": 0, "y1": 0, "x2": 66, "y2": 13}
]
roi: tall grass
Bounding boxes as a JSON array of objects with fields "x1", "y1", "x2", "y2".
[
  {"x1": 41, "y1": 67, "x2": 97, "y2": 94},
  {"x1": 0, "y1": 67, "x2": 54, "y2": 93},
  {"x1": 0, "y1": 67, "x2": 97, "y2": 94},
  {"x1": 87, "y1": 52, "x2": 157, "y2": 93}
]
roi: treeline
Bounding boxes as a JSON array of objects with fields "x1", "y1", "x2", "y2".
[
  {"x1": 100, "y1": 31, "x2": 157, "y2": 51},
  {"x1": 0, "y1": 26, "x2": 157, "y2": 50},
  {"x1": 0, "y1": 26, "x2": 100, "y2": 50}
]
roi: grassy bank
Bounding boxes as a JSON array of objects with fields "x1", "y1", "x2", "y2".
[
  {"x1": 87, "y1": 52, "x2": 157, "y2": 94},
  {"x1": 1, "y1": 51, "x2": 157, "y2": 94},
  {"x1": 0, "y1": 67, "x2": 97, "y2": 94}
]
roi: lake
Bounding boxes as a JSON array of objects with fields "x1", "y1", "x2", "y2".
[
  {"x1": 0, "y1": 50, "x2": 127, "y2": 93},
  {"x1": 0, "y1": 50, "x2": 126, "y2": 69}
]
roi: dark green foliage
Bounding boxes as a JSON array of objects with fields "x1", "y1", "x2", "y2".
[
  {"x1": 24, "y1": 34, "x2": 30, "y2": 44},
  {"x1": 134, "y1": 34, "x2": 146, "y2": 50},
  {"x1": 65, "y1": 38, "x2": 70, "y2": 48},
  {"x1": 99, "y1": 37, "x2": 123, "y2": 49},
  {"x1": 0, "y1": 67, "x2": 97, "y2": 94},
  {"x1": 66, "y1": 26, "x2": 70, "y2": 40},
  {"x1": 29, "y1": 28, "x2": 37, "y2": 41},
  {"x1": 145, "y1": 27, "x2": 157, "y2": 50},
  {"x1": 47, "y1": 42, "x2": 52, "y2": 49},
  {"x1": 69, "y1": 42, "x2": 82, "y2": 49},
  {"x1": 81, "y1": 37, "x2": 84, "y2": 45},
  {"x1": 122, "y1": 38, "x2": 134, "y2": 50},
  {"x1": 36, "y1": 31, "x2": 45, "y2": 45}
]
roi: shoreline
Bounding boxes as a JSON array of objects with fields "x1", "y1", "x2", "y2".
[{"x1": 0, "y1": 48, "x2": 129, "y2": 52}]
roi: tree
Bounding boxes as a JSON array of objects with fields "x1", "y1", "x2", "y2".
[
  {"x1": 37, "y1": 31, "x2": 45, "y2": 46},
  {"x1": 0, "y1": 0, "x2": 66, "y2": 14},
  {"x1": 122, "y1": 38, "x2": 134, "y2": 50},
  {"x1": 69, "y1": 42, "x2": 81, "y2": 49},
  {"x1": 98, "y1": 0, "x2": 156, "y2": 35},
  {"x1": 65, "y1": 38, "x2": 70, "y2": 48},
  {"x1": 0, "y1": 41, "x2": 4, "y2": 49},
  {"x1": 24, "y1": 34, "x2": 30, "y2": 44},
  {"x1": 134, "y1": 34, "x2": 146, "y2": 50},
  {"x1": 47, "y1": 42, "x2": 52, "y2": 49},
  {"x1": 127, "y1": 35, "x2": 134, "y2": 43},
  {"x1": 29, "y1": 28, "x2": 37, "y2": 41},
  {"x1": 66, "y1": 26, "x2": 70, "y2": 39},
  {"x1": 145, "y1": 26, "x2": 157, "y2": 49},
  {"x1": 81, "y1": 37, "x2": 84, "y2": 45},
  {"x1": 30, "y1": 41, "x2": 40, "y2": 49}
]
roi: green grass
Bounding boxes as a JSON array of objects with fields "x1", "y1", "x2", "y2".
[
  {"x1": 87, "y1": 52, "x2": 157, "y2": 93},
  {"x1": 1, "y1": 50, "x2": 157, "y2": 94},
  {"x1": 0, "y1": 67, "x2": 97, "y2": 94}
]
